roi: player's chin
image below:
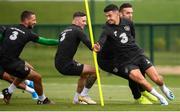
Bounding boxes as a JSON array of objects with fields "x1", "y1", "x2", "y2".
[
  {"x1": 107, "y1": 20, "x2": 114, "y2": 25},
  {"x1": 28, "y1": 25, "x2": 34, "y2": 29}
]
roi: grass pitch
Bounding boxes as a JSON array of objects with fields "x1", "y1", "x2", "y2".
[
  {"x1": 0, "y1": 47, "x2": 180, "y2": 111},
  {"x1": 0, "y1": 76, "x2": 180, "y2": 111}
]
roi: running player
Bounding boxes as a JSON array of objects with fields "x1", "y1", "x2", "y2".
[
  {"x1": 0, "y1": 26, "x2": 38, "y2": 100},
  {"x1": 95, "y1": 4, "x2": 174, "y2": 105},
  {"x1": 55, "y1": 11, "x2": 98, "y2": 104},
  {"x1": 0, "y1": 10, "x2": 57, "y2": 104},
  {"x1": 119, "y1": 3, "x2": 158, "y2": 104}
]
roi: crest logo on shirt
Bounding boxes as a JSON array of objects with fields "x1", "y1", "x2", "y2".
[
  {"x1": 114, "y1": 31, "x2": 117, "y2": 37},
  {"x1": 124, "y1": 25, "x2": 130, "y2": 31},
  {"x1": 77, "y1": 63, "x2": 82, "y2": 66},
  {"x1": 113, "y1": 67, "x2": 118, "y2": 73},
  {"x1": 145, "y1": 59, "x2": 151, "y2": 64}
]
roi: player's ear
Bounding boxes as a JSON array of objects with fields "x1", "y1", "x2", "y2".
[
  {"x1": 119, "y1": 12, "x2": 122, "y2": 17},
  {"x1": 117, "y1": 11, "x2": 120, "y2": 16}
]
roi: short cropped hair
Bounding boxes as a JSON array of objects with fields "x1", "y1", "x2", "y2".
[
  {"x1": 73, "y1": 11, "x2": 86, "y2": 19},
  {"x1": 21, "y1": 10, "x2": 35, "y2": 21},
  {"x1": 104, "y1": 4, "x2": 119, "y2": 12},
  {"x1": 119, "y1": 3, "x2": 132, "y2": 12}
]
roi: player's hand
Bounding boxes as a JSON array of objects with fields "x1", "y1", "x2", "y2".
[
  {"x1": 93, "y1": 42, "x2": 101, "y2": 52},
  {"x1": 25, "y1": 61, "x2": 34, "y2": 70}
]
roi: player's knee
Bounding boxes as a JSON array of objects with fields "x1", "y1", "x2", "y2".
[
  {"x1": 83, "y1": 65, "x2": 96, "y2": 74},
  {"x1": 138, "y1": 78, "x2": 146, "y2": 85},
  {"x1": 31, "y1": 72, "x2": 42, "y2": 82},
  {"x1": 133, "y1": 74, "x2": 146, "y2": 85},
  {"x1": 34, "y1": 75, "x2": 42, "y2": 83},
  {"x1": 89, "y1": 67, "x2": 96, "y2": 74},
  {"x1": 93, "y1": 73, "x2": 97, "y2": 78}
]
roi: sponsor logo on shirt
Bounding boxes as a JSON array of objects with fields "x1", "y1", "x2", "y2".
[{"x1": 114, "y1": 31, "x2": 117, "y2": 37}]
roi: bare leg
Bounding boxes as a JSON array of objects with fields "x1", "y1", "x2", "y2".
[
  {"x1": 78, "y1": 65, "x2": 97, "y2": 104},
  {"x1": 26, "y1": 70, "x2": 43, "y2": 96},
  {"x1": 26, "y1": 70, "x2": 54, "y2": 104},
  {"x1": 129, "y1": 69, "x2": 168, "y2": 105},
  {"x1": 81, "y1": 64, "x2": 97, "y2": 95},
  {"x1": 77, "y1": 74, "x2": 88, "y2": 93},
  {"x1": 129, "y1": 69, "x2": 152, "y2": 92},
  {"x1": 145, "y1": 66, "x2": 175, "y2": 100},
  {"x1": 145, "y1": 66, "x2": 163, "y2": 86},
  {"x1": 2, "y1": 72, "x2": 26, "y2": 90},
  {"x1": 73, "y1": 74, "x2": 88, "y2": 104}
]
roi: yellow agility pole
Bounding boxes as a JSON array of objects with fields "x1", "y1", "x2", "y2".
[{"x1": 84, "y1": 0, "x2": 104, "y2": 106}]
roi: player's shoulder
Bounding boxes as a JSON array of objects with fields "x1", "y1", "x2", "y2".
[
  {"x1": 7, "y1": 24, "x2": 29, "y2": 33},
  {"x1": 0, "y1": 25, "x2": 6, "y2": 33},
  {"x1": 69, "y1": 24, "x2": 81, "y2": 30},
  {"x1": 103, "y1": 23, "x2": 113, "y2": 31},
  {"x1": 70, "y1": 24, "x2": 85, "y2": 35},
  {"x1": 63, "y1": 24, "x2": 81, "y2": 33}
]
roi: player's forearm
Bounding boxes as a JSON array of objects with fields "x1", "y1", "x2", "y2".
[
  {"x1": 36, "y1": 36, "x2": 59, "y2": 46},
  {"x1": 98, "y1": 37, "x2": 107, "y2": 49},
  {"x1": 98, "y1": 31, "x2": 108, "y2": 48},
  {"x1": 85, "y1": 40, "x2": 93, "y2": 50}
]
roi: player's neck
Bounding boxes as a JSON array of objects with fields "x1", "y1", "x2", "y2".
[
  {"x1": 115, "y1": 18, "x2": 120, "y2": 25},
  {"x1": 20, "y1": 22, "x2": 28, "y2": 28},
  {"x1": 72, "y1": 21, "x2": 83, "y2": 29}
]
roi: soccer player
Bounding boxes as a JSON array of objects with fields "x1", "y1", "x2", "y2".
[
  {"x1": 118, "y1": 3, "x2": 158, "y2": 104},
  {"x1": 55, "y1": 11, "x2": 98, "y2": 104},
  {"x1": 0, "y1": 10, "x2": 57, "y2": 104},
  {"x1": 95, "y1": 4, "x2": 174, "y2": 105}
]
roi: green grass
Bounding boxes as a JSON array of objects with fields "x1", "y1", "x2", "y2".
[
  {"x1": 0, "y1": 1, "x2": 85, "y2": 24},
  {"x1": 0, "y1": 75, "x2": 180, "y2": 111},
  {"x1": 0, "y1": 46, "x2": 180, "y2": 111}
]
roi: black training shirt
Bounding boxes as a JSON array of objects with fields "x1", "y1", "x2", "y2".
[
  {"x1": 55, "y1": 24, "x2": 92, "y2": 64},
  {"x1": 98, "y1": 18, "x2": 143, "y2": 65},
  {"x1": 0, "y1": 24, "x2": 39, "y2": 59}
]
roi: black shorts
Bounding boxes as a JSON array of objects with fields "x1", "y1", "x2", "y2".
[
  {"x1": 98, "y1": 59, "x2": 129, "y2": 79},
  {"x1": 115, "y1": 55, "x2": 153, "y2": 77},
  {"x1": 0, "y1": 58, "x2": 30, "y2": 79},
  {"x1": 55, "y1": 60, "x2": 84, "y2": 76}
]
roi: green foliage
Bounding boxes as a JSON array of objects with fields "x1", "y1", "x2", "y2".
[
  {"x1": 0, "y1": 0, "x2": 180, "y2": 24},
  {"x1": 154, "y1": 37, "x2": 166, "y2": 51},
  {"x1": 174, "y1": 37, "x2": 180, "y2": 51}
]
